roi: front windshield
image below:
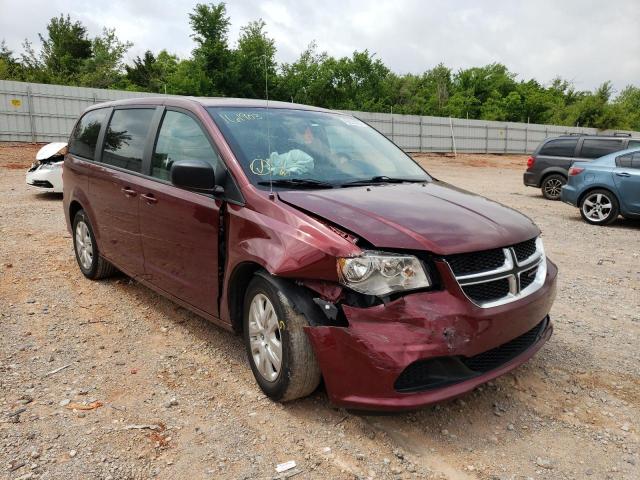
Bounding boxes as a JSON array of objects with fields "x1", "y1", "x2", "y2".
[{"x1": 207, "y1": 107, "x2": 430, "y2": 188}]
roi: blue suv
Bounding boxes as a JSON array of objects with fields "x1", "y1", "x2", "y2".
[{"x1": 561, "y1": 148, "x2": 640, "y2": 225}]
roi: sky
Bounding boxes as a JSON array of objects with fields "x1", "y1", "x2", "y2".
[{"x1": 1, "y1": 0, "x2": 638, "y2": 93}]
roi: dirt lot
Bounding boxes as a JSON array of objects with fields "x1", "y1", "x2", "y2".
[{"x1": 1, "y1": 143, "x2": 639, "y2": 480}]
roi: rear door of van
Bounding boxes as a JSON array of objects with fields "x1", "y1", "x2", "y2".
[
  {"x1": 88, "y1": 107, "x2": 159, "y2": 278},
  {"x1": 575, "y1": 138, "x2": 627, "y2": 162}
]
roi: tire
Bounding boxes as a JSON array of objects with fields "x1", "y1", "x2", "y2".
[
  {"x1": 72, "y1": 209, "x2": 117, "y2": 279},
  {"x1": 242, "y1": 275, "x2": 321, "y2": 402},
  {"x1": 541, "y1": 174, "x2": 566, "y2": 200},
  {"x1": 579, "y1": 189, "x2": 620, "y2": 226}
]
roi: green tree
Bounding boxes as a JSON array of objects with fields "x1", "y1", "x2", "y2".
[
  {"x1": 384, "y1": 73, "x2": 421, "y2": 113},
  {"x1": 189, "y1": 2, "x2": 232, "y2": 95},
  {"x1": 0, "y1": 41, "x2": 21, "y2": 80},
  {"x1": 278, "y1": 45, "x2": 391, "y2": 110},
  {"x1": 38, "y1": 14, "x2": 92, "y2": 83},
  {"x1": 18, "y1": 39, "x2": 49, "y2": 83},
  {"x1": 516, "y1": 80, "x2": 554, "y2": 124},
  {"x1": 332, "y1": 51, "x2": 390, "y2": 111},
  {"x1": 278, "y1": 42, "x2": 332, "y2": 105},
  {"x1": 79, "y1": 28, "x2": 132, "y2": 88},
  {"x1": 125, "y1": 50, "x2": 171, "y2": 92},
  {"x1": 421, "y1": 64, "x2": 453, "y2": 115},
  {"x1": 615, "y1": 86, "x2": 640, "y2": 131},
  {"x1": 228, "y1": 19, "x2": 276, "y2": 98},
  {"x1": 555, "y1": 82, "x2": 625, "y2": 129},
  {"x1": 165, "y1": 58, "x2": 212, "y2": 96}
]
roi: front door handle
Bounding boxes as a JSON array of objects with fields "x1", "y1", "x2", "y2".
[
  {"x1": 616, "y1": 172, "x2": 631, "y2": 177},
  {"x1": 121, "y1": 187, "x2": 137, "y2": 197},
  {"x1": 141, "y1": 193, "x2": 158, "y2": 204}
]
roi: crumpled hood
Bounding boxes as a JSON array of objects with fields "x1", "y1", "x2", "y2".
[
  {"x1": 36, "y1": 142, "x2": 67, "y2": 161},
  {"x1": 279, "y1": 181, "x2": 540, "y2": 255}
]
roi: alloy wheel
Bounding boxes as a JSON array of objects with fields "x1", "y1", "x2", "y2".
[
  {"x1": 75, "y1": 220, "x2": 94, "y2": 270},
  {"x1": 248, "y1": 293, "x2": 282, "y2": 382},
  {"x1": 544, "y1": 178, "x2": 563, "y2": 199},
  {"x1": 582, "y1": 192, "x2": 613, "y2": 222}
]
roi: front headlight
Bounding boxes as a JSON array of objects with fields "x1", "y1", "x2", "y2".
[{"x1": 337, "y1": 251, "x2": 431, "y2": 296}]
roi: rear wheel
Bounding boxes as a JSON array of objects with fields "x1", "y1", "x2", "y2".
[
  {"x1": 579, "y1": 189, "x2": 619, "y2": 225},
  {"x1": 243, "y1": 275, "x2": 321, "y2": 402},
  {"x1": 541, "y1": 174, "x2": 566, "y2": 200},
  {"x1": 72, "y1": 210, "x2": 117, "y2": 279}
]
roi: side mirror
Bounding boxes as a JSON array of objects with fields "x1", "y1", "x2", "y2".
[{"x1": 170, "y1": 160, "x2": 223, "y2": 194}]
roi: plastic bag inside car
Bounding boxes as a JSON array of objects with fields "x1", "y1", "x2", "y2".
[{"x1": 250, "y1": 149, "x2": 314, "y2": 177}]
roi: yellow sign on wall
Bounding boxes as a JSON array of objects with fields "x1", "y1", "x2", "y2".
[{"x1": 10, "y1": 99, "x2": 22, "y2": 107}]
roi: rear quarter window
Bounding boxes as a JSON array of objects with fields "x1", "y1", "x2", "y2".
[
  {"x1": 579, "y1": 139, "x2": 626, "y2": 159},
  {"x1": 68, "y1": 108, "x2": 108, "y2": 160},
  {"x1": 538, "y1": 138, "x2": 578, "y2": 157}
]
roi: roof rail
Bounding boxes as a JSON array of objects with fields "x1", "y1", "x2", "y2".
[{"x1": 558, "y1": 132, "x2": 634, "y2": 138}]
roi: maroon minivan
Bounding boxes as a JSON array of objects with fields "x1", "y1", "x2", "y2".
[{"x1": 63, "y1": 97, "x2": 557, "y2": 411}]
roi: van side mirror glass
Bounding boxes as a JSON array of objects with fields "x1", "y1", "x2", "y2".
[{"x1": 170, "y1": 160, "x2": 222, "y2": 194}]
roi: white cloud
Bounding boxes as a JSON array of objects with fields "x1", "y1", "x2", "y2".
[{"x1": 1, "y1": 0, "x2": 638, "y2": 93}]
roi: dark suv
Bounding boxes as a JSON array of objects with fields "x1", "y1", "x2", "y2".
[{"x1": 523, "y1": 134, "x2": 640, "y2": 200}]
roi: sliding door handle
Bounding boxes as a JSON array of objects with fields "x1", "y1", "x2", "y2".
[{"x1": 141, "y1": 193, "x2": 158, "y2": 204}]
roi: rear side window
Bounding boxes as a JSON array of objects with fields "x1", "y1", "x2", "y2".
[
  {"x1": 579, "y1": 139, "x2": 625, "y2": 159},
  {"x1": 68, "y1": 109, "x2": 107, "y2": 160},
  {"x1": 152, "y1": 110, "x2": 220, "y2": 181},
  {"x1": 628, "y1": 140, "x2": 640, "y2": 149},
  {"x1": 102, "y1": 108, "x2": 155, "y2": 173},
  {"x1": 539, "y1": 138, "x2": 578, "y2": 157},
  {"x1": 616, "y1": 153, "x2": 640, "y2": 169}
]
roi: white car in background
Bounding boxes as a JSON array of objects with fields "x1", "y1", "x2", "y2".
[{"x1": 26, "y1": 142, "x2": 67, "y2": 193}]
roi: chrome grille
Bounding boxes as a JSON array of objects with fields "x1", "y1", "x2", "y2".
[
  {"x1": 462, "y1": 278, "x2": 511, "y2": 303},
  {"x1": 519, "y1": 264, "x2": 539, "y2": 290},
  {"x1": 446, "y1": 248, "x2": 504, "y2": 276},
  {"x1": 513, "y1": 238, "x2": 537, "y2": 262},
  {"x1": 444, "y1": 237, "x2": 546, "y2": 308}
]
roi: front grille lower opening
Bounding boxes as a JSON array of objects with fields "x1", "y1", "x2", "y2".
[
  {"x1": 394, "y1": 318, "x2": 548, "y2": 393},
  {"x1": 31, "y1": 180, "x2": 54, "y2": 188}
]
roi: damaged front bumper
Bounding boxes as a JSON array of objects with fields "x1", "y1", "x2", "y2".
[
  {"x1": 26, "y1": 161, "x2": 63, "y2": 193},
  {"x1": 304, "y1": 260, "x2": 557, "y2": 411}
]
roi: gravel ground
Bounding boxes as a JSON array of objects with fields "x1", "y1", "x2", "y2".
[{"x1": 1, "y1": 143, "x2": 639, "y2": 480}]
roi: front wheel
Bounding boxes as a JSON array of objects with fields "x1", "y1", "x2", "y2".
[
  {"x1": 541, "y1": 174, "x2": 566, "y2": 200},
  {"x1": 243, "y1": 275, "x2": 321, "y2": 402},
  {"x1": 579, "y1": 189, "x2": 619, "y2": 225}
]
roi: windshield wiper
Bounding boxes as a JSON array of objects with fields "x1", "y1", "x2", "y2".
[
  {"x1": 257, "y1": 178, "x2": 335, "y2": 189},
  {"x1": 340, "y1": 176, "x2": 428, "y2": 187}
]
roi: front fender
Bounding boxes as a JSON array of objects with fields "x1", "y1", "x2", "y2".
[{"x1": 219, "y1": 197, "x2": 360, "y2": 326}]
